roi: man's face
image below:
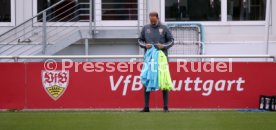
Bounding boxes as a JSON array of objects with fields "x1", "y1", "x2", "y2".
[{"x1": 149, "y1": 16, "x2": 158, "y2": 24}]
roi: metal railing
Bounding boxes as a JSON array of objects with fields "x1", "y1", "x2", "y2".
[
  {"x1": 0, "y1": 55, "x2": 274, "y2": 62},
  {"x1": 0, "y1": 0, "x2": 146, "y2": 56},
  {"x1": 0, "y1": 0, "x2": 91, "y2": 55}
]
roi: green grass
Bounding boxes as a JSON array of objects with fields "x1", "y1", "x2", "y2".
[{"x1": 0, "y1": 111, "x2": 275, "y2": 130}]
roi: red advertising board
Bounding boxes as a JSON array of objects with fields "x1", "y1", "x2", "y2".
[{"x1": 0, "y1": 62, "x2": 276, "y2": 109}]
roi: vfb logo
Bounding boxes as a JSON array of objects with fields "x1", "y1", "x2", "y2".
[{"x1": 41, "y1": 70, "x2": 69, "y2": 101}]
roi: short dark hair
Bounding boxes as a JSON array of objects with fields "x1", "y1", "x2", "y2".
[{"x1": 149, "y1": 12, "x2": 159, "y2": 18}]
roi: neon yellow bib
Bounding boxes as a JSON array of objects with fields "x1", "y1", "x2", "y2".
[{"x1": 158, "y1": 51, "x2": 173, "y2": 91}]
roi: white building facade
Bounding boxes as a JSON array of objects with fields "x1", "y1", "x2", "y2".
[{"x1": 0, "y1": 0, "x2": 275, "y2": 60}]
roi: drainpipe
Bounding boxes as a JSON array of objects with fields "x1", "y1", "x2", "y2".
[
  {"x1": 42, "y1": 11, "x2": 47, "y2": 55},
  {"x1": 137, "y1": 0, "x2": 141, "y2": 34},
  {"x1": 265, "y1": 0, "x2": 271, "y2": 55},
  {"x1": 89, "y1": 0, "x2": 93, "y2": 34}
]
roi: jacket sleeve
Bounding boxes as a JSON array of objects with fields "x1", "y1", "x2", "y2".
[
  {"x1": 163, "y1": 26, "x2": 174, "y2": 50},
  {"x1": 138, "y1": 27, "x2": 146, "y2": 48}
]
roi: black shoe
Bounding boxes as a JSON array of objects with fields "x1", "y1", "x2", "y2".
[
  {"x1": 163, "y1": 106, "x2": 169, "y2": 112},
  {"x1": 140, "y1": 107, "x2": 150, "y2": 112}
]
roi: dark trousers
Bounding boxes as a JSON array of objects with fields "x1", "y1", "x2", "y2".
[{"x1": 143, "y1": 88, "x2": 169, "y2": 108}]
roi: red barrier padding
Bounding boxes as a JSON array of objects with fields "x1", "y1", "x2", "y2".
[{"x1": 0, "y1": 62, "x2": 275, "y2": 109}]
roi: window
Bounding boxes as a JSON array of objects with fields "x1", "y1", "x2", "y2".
[
  {"x1": 227, "y1": 0, "x2": 266, "y2": 21},
  {"x1": 0, "y1": 0, "x2": 11, "y2": 22},
  {"x1": 34, "y1": 0, "x2": 140, "y2": 26},
  {"x1": 163, "y1": 0, "x2": 268, "y2": 24},
  {"x1": 102, "y1": 0, "x2": 138, "y2": 20},
  {"x1": 37, "y1": 0, "x2": 90, "y2": 22},
  {"x1": 165, "y1": 0, "x2": 221, "y2": 21}
]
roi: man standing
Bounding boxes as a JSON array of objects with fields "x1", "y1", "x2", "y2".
[{"x1": 138, "y1": 12, "x2": 174, "y2": 112}]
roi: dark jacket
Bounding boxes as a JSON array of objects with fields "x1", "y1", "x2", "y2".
[{"x1": 138, "y1": 22, "x2": 174, "y2": 56}]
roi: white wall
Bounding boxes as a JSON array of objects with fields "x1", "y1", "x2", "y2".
[{"x1": 0, "y1": 0, "x2": 275, "y2": 59}]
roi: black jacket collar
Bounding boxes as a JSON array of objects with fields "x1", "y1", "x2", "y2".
[{"x1": 150, "y1": 21, "x2": 161, "y2": 28}]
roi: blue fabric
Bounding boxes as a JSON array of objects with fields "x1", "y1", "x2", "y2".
[{"x1": 140, "y1": 47, "x2": 159, "y2": 92}]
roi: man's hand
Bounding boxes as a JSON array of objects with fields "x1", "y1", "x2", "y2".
[
  {"x1": 157, "y1": 43, "x2": 164, "y2": 49},
  {"x1": 146, "y1": 44, "x2": 152, "y2": 49}
]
